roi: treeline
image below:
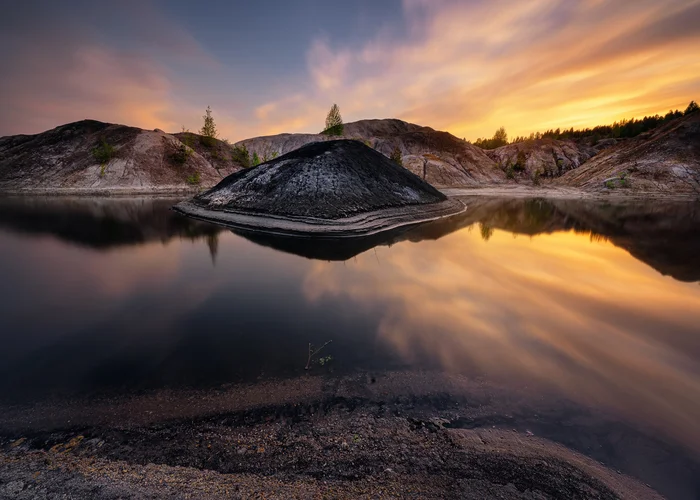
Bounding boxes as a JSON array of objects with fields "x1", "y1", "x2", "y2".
[{"x1": 473, "y1": 100, "x2": 698, "y2": 149}]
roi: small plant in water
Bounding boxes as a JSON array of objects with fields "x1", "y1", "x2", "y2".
[
  {"x1": 305, "y1": 340, "x2": 332, "y2": 370},
  {"x1": 318, "y1": 355, "x2": 333, "y2": 366}
]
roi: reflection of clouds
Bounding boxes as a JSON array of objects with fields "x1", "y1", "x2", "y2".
[
  {"x1": 0, "y1": 231, "x2": 230, "y2": 354},
  {"x1": 303, "y1": 226, "x2": 700, "y2": 449}
]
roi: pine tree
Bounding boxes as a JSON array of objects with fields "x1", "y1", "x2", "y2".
[
  {"x1": 200, "y1": 106, "x2": 217, "y2": 146},
  {"x1": 685, "y1": 100, "x2": 699, "y2": 115},
  {"x1": 322, "y1": 104, "x2": 344, "y2": 136}
]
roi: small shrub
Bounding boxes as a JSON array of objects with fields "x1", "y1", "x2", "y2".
[
  {"x1": 505, "y1": 165, "x2": 515, "y2": 179},
  {"x1": 252, "y1": 152, "x2": 261, "y2": 167},
  {"x1": 200, "y1": 135, "x2": 216, "y2": 148},
  {"x1": 171, "y1": 143, "x2": 192, "y2": 165},
  {"x1": 605, "y1": 180, "x2": 615, "y2": 189},
  {"x1": 92, "y1": 139, "x2": 115, "y2": 164},
  {"x1": 619, "y1": 173, "x2": 630, "y2": 187},
  {"x1": 532, "y1": 170, "x2": 541, "y2": 186},
  {"x1": 390, "y1": 147, "x2": 403, "y2": 166},
  {"x1": 232, "y1": 144, "x2": 251, "y2": 167},
  {"x1": 321, "y1": 124, "x2": 344, "y2": 136},
  {"x1": 513, "y1": 151, "x2": 527, "y2": 171},
  {"x1": 262, "y1": 150, "x2": 278, "y2": 162},
  {"x1": 186, "y1": 172, "x2": 201, "y2": 185}
]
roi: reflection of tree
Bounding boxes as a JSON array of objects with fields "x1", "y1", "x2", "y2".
[
  {"x1": 206, "y1": 234, "x2": 219, "y2": 265},
  {"x1": 479, "y1": 223, "x2": 494, "y2": 242}
]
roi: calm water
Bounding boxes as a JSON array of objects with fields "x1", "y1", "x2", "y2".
[{"x1": 1, "y1": 195, "x2": 699, "y2": 488}]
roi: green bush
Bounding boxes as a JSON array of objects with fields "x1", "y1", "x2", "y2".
[
  {"x1": 171, "y1": 143, "x2": 192, "y2": 165},
  {"x1": 505, "y1": 165, "x2": 515, "y2": 179},
  {"x1": 232, "y1": 144, "x2": 251, "y2": 167},
  {"x1": 322, "y1": 104, "x2": 344, "y2": 136},
  {"x1": 513, "y1": 151, "x2": 527, "y2": 171},
  {"x1": 321, "y1": 124, "x2": 344, "y2": 136},
  {"x1": 532, "y1": 170, "x2": 541, "y2": 186},
  {"x1": 390, "y1": 147, "x2": 403, "y2": 166},
  {"x1": 200, "y1": 135, "x2": 216, "y2": 148},
  {"x1": 92, "y1": 139, "x2": 115, "y2": 164},
  {"x1": 252, "y1": 152, "x2": 261, "y2": 167},
  {"x1": 186, "y1": 172, "x2": 201, "y2": 185}
]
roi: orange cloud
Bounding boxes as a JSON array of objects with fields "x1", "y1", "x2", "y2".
[{"x1": 249, "y1": 0, "x2": 700, "y2": 141}]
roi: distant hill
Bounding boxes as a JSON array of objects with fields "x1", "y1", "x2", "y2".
[
  {"x1": 236, "y1": 119, "x2": 507, "y2": 187},
  {"x1": 0, "y1": 114, "x2": 698, "y2": 196},
  {"x1": 0, "y1": 120, "x2": 241, "y2": 194}
]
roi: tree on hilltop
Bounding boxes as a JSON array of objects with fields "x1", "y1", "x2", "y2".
[
  {"x1": 473, "y1": 126, "x2": 509, "y2": 150},
  {"x1": 200, "y1": 106, "x2": 218, "y2": 146},
  {"x1": 322, "y1": 104, "x2": 344, "y2": 136}
]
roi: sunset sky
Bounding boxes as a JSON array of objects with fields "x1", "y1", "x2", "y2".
[{"x1": 1, "y1": 0, "x2": 699, "y2": 142}]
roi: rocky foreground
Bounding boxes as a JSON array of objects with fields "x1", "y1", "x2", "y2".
[{"x1": 0, "y1": 372, "x2": 672, "y2": 500}]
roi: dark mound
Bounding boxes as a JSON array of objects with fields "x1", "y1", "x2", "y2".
[{"x1": 191, "y1": 139, "x2": 447, "y2": 219}]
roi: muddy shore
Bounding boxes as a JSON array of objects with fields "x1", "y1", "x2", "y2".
[{"x1": 1, "y1": 371, "x2": 693, "y2": 499}]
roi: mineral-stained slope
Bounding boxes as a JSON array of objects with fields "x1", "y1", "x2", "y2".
[
  {"x1": 175, "y1": 139, "x2": 465, "y2": 235},
  {"x1": 557, "y1": 113, "x2": 700, "y2": 194},
  {"x1": 0, "y1": 120, "x2": 231, "y2": 193},
  {"x1": 237, "y1": 119, "x2": 505, "y2": 187}
]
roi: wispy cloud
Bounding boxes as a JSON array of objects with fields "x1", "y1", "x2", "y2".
[
  {"x1": 0, "y1": 1, "x2": 217, "y2": 136},
  {"x1": 1, "y1": 0, "x2": 698, "y2": 141},
  {"x1": 251, "y1": 0, "x2": 700, "y2": 140}
]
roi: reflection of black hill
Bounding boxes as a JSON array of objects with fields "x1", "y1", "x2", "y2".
[
  {"x1": 230, "y1": 224, "x2": 420, "y2": 261},
  {"x1": 0, "y1": 197, "x2": 223, "y2": 249}
]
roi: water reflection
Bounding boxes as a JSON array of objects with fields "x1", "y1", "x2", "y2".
[{"x1": 0, "y1": 196, "x2": 699, "y2": 454}]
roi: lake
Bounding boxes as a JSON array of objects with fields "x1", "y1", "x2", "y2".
[{"x1": 0, "y1": 195, "x2": 699, "y2": 498}]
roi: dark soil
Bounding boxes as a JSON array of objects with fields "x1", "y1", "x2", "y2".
[
  {"x1": 194, "y1": 140, "x2": 447, "y2": 219},
  {"x1": 0, "y1": 372, "x2": 681, "y2": 499}
]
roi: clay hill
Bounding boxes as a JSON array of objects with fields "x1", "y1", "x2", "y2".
[
  {"x1": 557, "y1": 111, "x2": 700, "y2": 195},
  {"x1": 175, "y1": 140, "x2": 464, "y2": 235},
  {"x1": 0, "y1": 114, "x2": 698, "y2": 196},
  {"x1": 0, "y1": 120, "x2": 243, "y2": 194},
  {"x1": 237, "y1": 119, "x2": 505, "y2": 187}
]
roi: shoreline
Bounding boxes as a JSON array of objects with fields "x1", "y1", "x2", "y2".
[
  {"x1": 0, "y1": 372, "x2": 672, "y2": 499},
  {"x1": 173, "y1": 198, "x2": 467, "y2": 237},
  {"x1": 1, "y1": 184, "x2": 698, "y2": 201}
]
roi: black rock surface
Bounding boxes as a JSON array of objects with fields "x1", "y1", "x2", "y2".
[{"x1": 192, "y1": 139, "x2": 448, "y2": 219}]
